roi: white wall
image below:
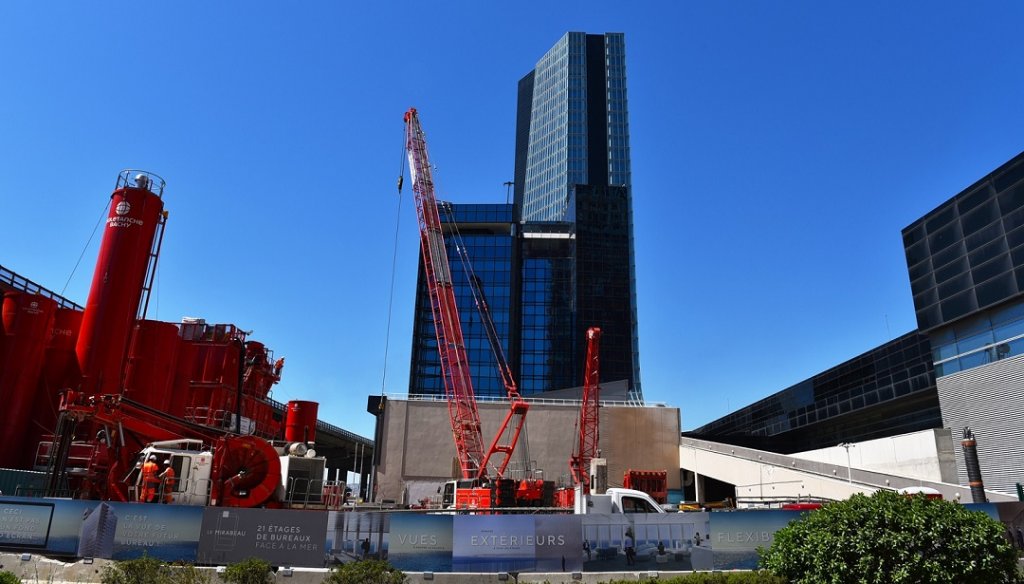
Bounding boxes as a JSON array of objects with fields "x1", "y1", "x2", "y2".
[{"x1": 788, "y1": 429, "x2": 957, "y2": 483}]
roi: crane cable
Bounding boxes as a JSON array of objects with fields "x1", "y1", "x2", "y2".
[
  {"x1": 381, "y1": 132, "x2": 407, "y2": 396},
  {"x1": 61, "y1": 197, "x2": 112, "y2": 297}
]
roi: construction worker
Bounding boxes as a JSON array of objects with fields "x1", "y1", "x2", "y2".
[
  {"x1": 140, "y1": 455, "x2": 160, "y2": 503},
  {"x1": 158, "y1": 459, "x2": 176, "y2": 504}
]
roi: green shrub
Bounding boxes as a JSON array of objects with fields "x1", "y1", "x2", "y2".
[
  {"x1": 0, "y1": 570, "x2": 21, "y2": 584},
  {"x1": 100, "y1": 554, "x2": 172, "y2": 584},
  {"x1": 760, "y1": 489, "x2": 1023, "y2": 583},
  {"x1": 220, "y1": 557, "x2": 273, "y2": 584},
  {"x1": 323, "y1": 559, "x2": 405, "y2": 584}
]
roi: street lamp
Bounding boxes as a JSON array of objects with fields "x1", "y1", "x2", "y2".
[{"x1": 838, "y1": 442, "x2": 854, "y2": 484}]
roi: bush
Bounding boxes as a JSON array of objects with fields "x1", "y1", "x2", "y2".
[
  {"x1": 100, "y1": 554, "x2": 172, "y2": 584},
  {"x1": 220, "y1": 557, "x2": 273, "y2": 584},
  {"x1": 0, "y1": 570, "x2": 20, "y2": 584},
  {"x1": 760, "y1": 489, "x2": 1023, "y2": 583},
  {"x1": 323, "y1": 559, "x2": 406, "y2": 584}
]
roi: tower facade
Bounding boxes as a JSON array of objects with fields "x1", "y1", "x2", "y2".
[
  {"x1": 409, "y1": 32, "x2": 642, "y2": 400},
  {"x1": 514, "y1": 32, "x2": 641, "y2": 399}
]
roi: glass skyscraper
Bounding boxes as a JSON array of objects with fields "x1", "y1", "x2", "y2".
[
  {"x1": 514, "y1": 32, "x2": 641, "y2": 399},
  {"x1": 409, "y1": 32, "x2": 642, "y2": 401}
]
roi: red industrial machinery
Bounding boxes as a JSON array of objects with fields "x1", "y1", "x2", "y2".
[
  {"x1": 11, "y1": 170, "x2": 331, "y2": 508},
  {"x1": 403, "y1": 108, "x2": 531, "y2": 509},
  {"x1": 623, "y1": 469, "x2": 668, "y2": 504}
]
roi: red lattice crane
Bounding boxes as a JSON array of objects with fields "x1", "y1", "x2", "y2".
[
  {"x1": 403, "y1": 108, "x2": 529, "y2": 483},
  {"x1": 569, "y1": 327, "x2": 602, "y2": 493},
  {"x1": 403, "y1": 108, "x2": 486, "y2": 480}
]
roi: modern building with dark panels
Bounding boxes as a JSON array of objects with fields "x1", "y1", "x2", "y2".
[
  {"x1": 695, "y1": 150, "x2": 1024, "y2": 495},
  {"x1": 902, "y1": 151, "x2": 1024, "y2": 494},
  {"x1": 408, "y1": 203, "x2": 515, "y2": 398},
  {"x1": 513, "y1": 32, "x2": 641, "y2": 399},
  {"x1": 410, "y1": 32, "x2": 643, "y2": 400},
  {"x1": 692, "y1": 331, "x2": 941, "y2": 453}
]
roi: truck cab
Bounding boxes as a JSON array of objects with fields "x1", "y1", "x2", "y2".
[{"x1": 575, "y1": 487, "x2": 667, "y2": 514}]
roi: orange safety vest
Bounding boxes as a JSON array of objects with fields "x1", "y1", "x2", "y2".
[
  {"x1": 160, "y1": 467, "x2": 176, "y2": 503},
  {"x1": 140, "y1": 461, "x2": 159, "y2": 502}
]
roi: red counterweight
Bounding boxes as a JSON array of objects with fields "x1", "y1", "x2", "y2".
[{"x1": 76, "y1": 171, "x2": 166, "y2": 397}]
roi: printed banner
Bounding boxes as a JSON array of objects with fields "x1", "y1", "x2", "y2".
[
  {"x1": 196, "y1": 507, "x2": 327, "y2": 567},
  {"x1": 3, "y1": 496, "x2": 1021, "y2": 572},
  {"x1": 0, "y1": 497, "x2": 203, "y2": 562}
]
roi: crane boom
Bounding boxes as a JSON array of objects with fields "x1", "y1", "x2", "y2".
[
  {"x1": 404, "y1": 108, "x2": 486, "y2": 480},
  {"x1": 569, "y1": 327, "x2": 602, "y2": 492}
]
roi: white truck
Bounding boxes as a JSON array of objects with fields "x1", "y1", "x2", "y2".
[{"x1": 574, "y1": 487, "x2": 667, "y2": 514}]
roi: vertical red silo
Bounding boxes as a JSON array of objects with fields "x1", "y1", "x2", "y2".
[
  {"x1": 75, "y1": 171, "x2": 165, "y2": 397},
  {"x1": 285, "y1": 400, "x2": 319, "y2": 444},
  {"x1": 29, "y1": 308, "x2": 84, "y2": 465},
  {"x1": 0, "y1": 293, "x2": 57, "y2": 468},
  {"x1": 123, "y1": 320, "x2": 180, "y2": 411}
]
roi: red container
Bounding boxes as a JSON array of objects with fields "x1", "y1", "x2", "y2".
[
  {"x1": 0, "y1": 293, "x2": 57, "y2": 468},
  {"x1": 285, "y1": 400, "x2": 318, "y2": 444},
  {"x1": 123, "y1": 320, "x2": 180, "y2": 411},
  {"x1": 40, "y1": 308, "x2": 84, "y2": 392},
  {"x1": 76, "y1": 183, "x2": 164, "y2": 396},
  {"x1": 29, "y1": 308, "x2": 84, "y2": 459},
  {"x1": 168, "y1": 338, "x2": 198, "y2": 419}
]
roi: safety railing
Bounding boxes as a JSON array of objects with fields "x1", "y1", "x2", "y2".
[
  {"x1": 392, "y1": 392, "x2": 666, "y2": 408},
  {"x1": 0, "y1": 264, "x2": 83, "y2": 310}
]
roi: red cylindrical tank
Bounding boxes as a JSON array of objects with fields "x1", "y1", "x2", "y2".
[
  {"x1": 0, "y1": 293, "x2": 57, "y2": 468},
  {"x1": 40, "y1": 308, "x2": 84, "y2": 392},
  {"x1": 29, "y1": 308, "x2": 84, "y2": 464},
  {"x1": 76, "y1": 173, "x2": 165, "y2": 397},
  {"x1": 123, "y1": 320, "x2": 180, "y2": 411},
  {"x1": 285, "y1": 400, "x2": 319, "y2": 444}
]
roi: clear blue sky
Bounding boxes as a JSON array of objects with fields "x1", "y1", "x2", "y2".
[{"x1": 2, "y1": 3, "x2": 1023, "y2": 439}]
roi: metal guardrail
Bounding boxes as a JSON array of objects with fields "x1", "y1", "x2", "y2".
[
  {"x1": 0, "y1": 264, "x2": 83, "y2": 310},
  {"x1": 392, "y1": 393, "x2": 666, "y2": 408}
]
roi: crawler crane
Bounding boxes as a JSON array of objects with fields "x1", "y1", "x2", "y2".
[{"x1": 402, "y1": 108, "x2": 530, "y2": 510}]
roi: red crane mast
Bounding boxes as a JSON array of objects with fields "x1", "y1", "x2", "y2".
[
  {"x1": 569, "y1": 327, "x2": 602, "y2": 493},
  {"x1": 403, "y1": 108, "x2": 486, "y2": 480}
]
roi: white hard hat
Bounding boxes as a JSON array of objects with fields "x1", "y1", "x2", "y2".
[
  {"x1": 164, "y1": 460, "x2": 171, "y2": 465},
  {"x1": 149, "y1": 455, "x2": 157, "y2": 461}
]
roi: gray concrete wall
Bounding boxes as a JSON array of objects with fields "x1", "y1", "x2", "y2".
[{"x1": 375, "y1": 400, "x2": 681, "y2": 504}]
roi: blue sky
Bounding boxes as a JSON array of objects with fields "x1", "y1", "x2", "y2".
[{"x1": 2, "y1": 2, "x2": 1022, "y2": 439}]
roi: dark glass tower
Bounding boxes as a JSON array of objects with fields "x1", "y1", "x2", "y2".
[
  {"x1": 409, "y1": 32, "x2": 642, "y2": 400},
  {"x1": 408, "y1": 203, "x2": 515, "y2": 399},
  {"x1": 513, "y1": 32, "x2": 642, "y2": 399}
]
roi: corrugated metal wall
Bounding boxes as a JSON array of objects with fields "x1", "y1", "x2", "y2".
[{"x1": 936, "y1": 354, "x2": 1024, "y2": 495}]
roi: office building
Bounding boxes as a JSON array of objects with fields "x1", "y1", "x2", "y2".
[
  {"x1": 692, "y1": 331, "x2": 941, "y2": 453},
  {"x1": 696, "y1": 151, "x2": 1024, "y2": 495},
  {"x1": 902, "y1": 151, "x2": 1024, "y2": 494},
  {"x1": 409, "y1": 33, "x2": 643, "y2": 399},
  {"x1": 408, "y1": 203, "x2": 515, "y2": 398},
  {"x1": 514, "y1": 32, "x2": 641, "y2": 399}
]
